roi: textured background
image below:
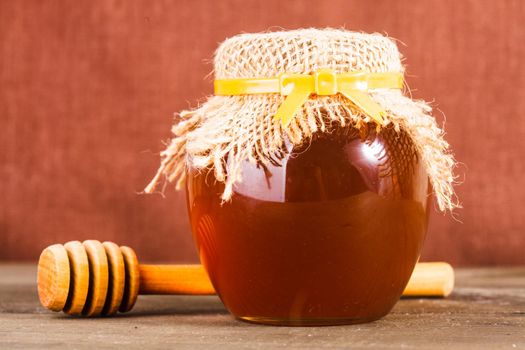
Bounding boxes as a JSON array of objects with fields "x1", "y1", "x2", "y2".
[{"x1": 1, "y1": 0, "x2": 524, "y2": 265}]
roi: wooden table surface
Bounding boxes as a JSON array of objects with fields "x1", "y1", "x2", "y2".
[{"x1": 0, "y1": 264, "x2": 524, "y2": 349}]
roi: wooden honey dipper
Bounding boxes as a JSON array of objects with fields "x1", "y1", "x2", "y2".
[{"x1": 37, "y1": 240, "x2": 455, "y2": 317}]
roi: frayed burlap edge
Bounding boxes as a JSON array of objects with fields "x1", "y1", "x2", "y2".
[{"x1": 145, "y1": 90, "x2": 459, "y2": 212}]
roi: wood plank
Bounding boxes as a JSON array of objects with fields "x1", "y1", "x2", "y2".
[{"x1": 0, "y1": 264, "x2": 524, "y2": 349}]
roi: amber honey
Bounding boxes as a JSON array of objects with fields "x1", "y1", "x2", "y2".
[{"x1": 186, "y1": 125, "x2": 430, "y2": 325}]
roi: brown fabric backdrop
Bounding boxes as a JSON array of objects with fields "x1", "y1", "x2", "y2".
[{"x1": 1, "y1": 0, "x2": 524, "y2": 265}]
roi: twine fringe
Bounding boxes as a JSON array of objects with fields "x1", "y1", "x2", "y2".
[{"x1": 145, "y1": 29, "x2": 459, "y2": 212}]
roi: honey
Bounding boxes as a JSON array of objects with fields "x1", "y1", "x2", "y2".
[{"x1": 186, "y1": 125, "x2": 431, "y2": 325}]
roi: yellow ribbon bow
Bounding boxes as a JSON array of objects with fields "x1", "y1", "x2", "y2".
[{"x1": 214, "y1": 69, "x2": 403, "y2": 127}]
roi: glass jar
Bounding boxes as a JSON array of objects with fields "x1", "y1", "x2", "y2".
[{"x1": 186, "y1": 124, "x2": 430, "y2": 326}]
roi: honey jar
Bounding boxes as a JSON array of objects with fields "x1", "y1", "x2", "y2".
[{"x1": 146, "y1": 29, "x2": 457, "y2": 325}]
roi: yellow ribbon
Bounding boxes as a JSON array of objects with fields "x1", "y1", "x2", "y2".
[{"x1": 214, "y1": 69, "x2": 404, "y2": 127}]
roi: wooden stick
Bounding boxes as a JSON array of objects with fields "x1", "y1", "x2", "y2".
[
  {"x1": 403, "y1": 262, "x2": 454, "y2": 297},
  {"x1": 139, "y1": 263, "x2": 454, "y2": 297},
  {"x1": 139, "y1": 264, "x2": 214, "y2": 295}
]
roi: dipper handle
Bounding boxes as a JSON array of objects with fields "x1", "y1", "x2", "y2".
[
  {"x1": 139, "y1": 263, "x2": 454, "y2": 297},
  {"x1": 139, "y1": 264, "x2": 214, "y2": 295},
  {"x1": 404, "y1": 262, "x2": 454, "y2": 297},
  {"x1": 37, "y1": 240, "x2": 454, "y2": 317}
]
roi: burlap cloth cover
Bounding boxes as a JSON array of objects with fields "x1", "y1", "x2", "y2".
[{"x1": 145, "y1": 28, "x2": 458, "y2": 211}]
